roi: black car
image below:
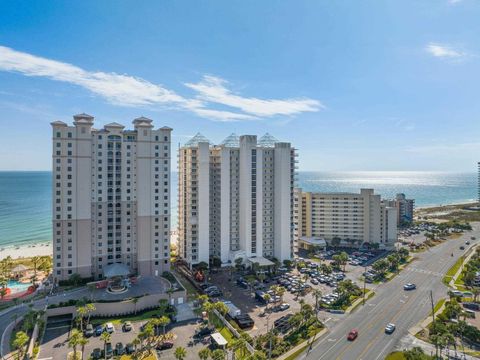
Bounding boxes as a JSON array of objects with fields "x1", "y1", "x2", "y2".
[
  {"x1": 105, "y1": 343, "x2": 113, "y2": 359},
  {"x1": 115, "y1": 342, "x2": 125, "y2": 355},
  {"x1": 235, "y1": 314, "x2": 254, "y2": 329},
  {"x1": 91, "y1": 348, "x2": 102, "y2": 360},
  {"x1": 94, "y1": 325, "x2": 103, "y2": 336},
  {"x1": 125, "y1": 343, "x2": 135, "y2": 354},
  {"x1": 194, "y1": 326, "x2": 215, "y2": 338},
  {"x1": 157, "y1": 341, "x2": 174, "y2": 350}
]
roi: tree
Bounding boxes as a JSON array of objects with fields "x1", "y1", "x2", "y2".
[
  {"x1": 100, "y1": 332, "x2": 111, "y2": 360},
  {"x1": 198, "y1": 347, "x2": 211, "y2": 360},
  {"x1": 31, "y1": 256, "x2": 42, "y2": 282},
  {"x1": 263, "y1": 293, "x2": 271, "y2": 312},
  {"x1": 230, "y1": 335, "x2": 249, "y2": 360},
  {"x1": 211, "y1": 349, "x2": 226, "y2": 360},
  {"x1": 312, "y1": 289, "x2": 323, "y2": 316},
  {"x1": 76, "y1": 306, "x2": 87, "y2": 332},
  {"x1": 174, "y1": 346, "x2": 187, "y2": 360},
  {"x1": 338, "y1": 252, "x2": 349, "y2": 272},
  {"x1": 331, "y1": 237, "x2": 341, "y2": 249},
  {"x1": 132, "y1": 337, "x2": 141, "y2": 353},
  {"x1": 79, "y1": 336, "x2": 88, "y2": 360},
  {"x1": 158, "y1": 315, "x2": 171, "y2": 337},
  {"x1": 202, "y1": 301, "x2": 215, "y2": 326},
  {"x1": 69, "y1": 273, "x2": 82, "y2": 286},
  {"x1": 250, "y1": 351, "x2": 267, "y2": 360},
  {"x1": 215, "y1": 301, "x2": 229, "y2": 319},
  {"x1": 68, "y1": 329, "x2": 83, "y2": 360},
  {"x1": 131, "y1": 297, "x2": 139, "y2": 314},
  {"x1": 85, "y1": 303, "x2": 96, "y2": 325},
  {"x1": 403, "y1": 346, "x2": 428, "y2": 360},
  {"x1": 12, "y1": 330, "x2": 29, "y2": 360}
]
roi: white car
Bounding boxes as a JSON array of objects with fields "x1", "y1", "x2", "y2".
[
  {"x1": 105, "y1": 322, "x2": 115, "y2": 333},
  {"x1": 385, "y1": 323, "x2": 396, "y2": 334}
]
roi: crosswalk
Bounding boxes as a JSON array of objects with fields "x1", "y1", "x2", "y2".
[{"x1": 405, "y1": 266, "x2": 443, "y2": 277}]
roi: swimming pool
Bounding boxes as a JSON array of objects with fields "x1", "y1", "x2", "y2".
[{"x1": 7, "y1": 280, "x2": 31, "y2": 293}]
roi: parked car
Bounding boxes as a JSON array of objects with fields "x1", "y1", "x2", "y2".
[
  {"x1": 463, "y1": 302, "x2": 480, "y2": 311},
  {"x1": 91, "y1": 348, "x2": 102, "y2": 360},
  {"x1": 403, "y1": 283, "x2": 416, "y2": 291},
  {"x1": 194, "y1": 326, "x2": 215, "y2": 338},
  {"x1": 105, "y1": 322, "x2": 115, "y2": 333},
  {"x1": 94, "y1": 325, "x2": 103, "y2": 336},
  {"x1": 235, "y1": 314, "x2": 254, "y2": 329},
  {"x1": 115, "y1": 342, "x2": 125, "y2": 355},
  {"x1": 347, "y1": 329, "x2": 358, "y2": 341},
  {"x1": 84, "y1": 324, "x2": 94, "y2": 337},
  {"x1": 157, "y1": 341, "x2": 174, "y2": 350},
  {"x1": 385, "y1": 323, "x2": 396, "y2": 334},
  {"x1": 105, "y1": 343, "x2": 113, "y2": 358},
  {"x1": 122, "y1": 321, "x2": 132, "y2": 332},
  {"x1": 279, "y1": 303, "x2": 290, "y2": 311},
  {"x1": 460, "y1": 246, "x2": 465, "y2": 250},
  {"x1": 125, "y1": 343, "x2": 135, "y2": 354}
]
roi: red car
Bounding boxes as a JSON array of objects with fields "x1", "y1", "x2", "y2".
[{"x1": 347, "y1": 329, "x2": 358, "y2": 341}]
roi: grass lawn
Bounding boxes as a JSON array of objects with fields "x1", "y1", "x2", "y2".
[
  {"x1": 90, "y1": 309, "x2": 161, "y2": 326},
  {"x1": 443, "y1": 256, "x2": 465, "y2": 286},
  {"x1": 385, "y1": 352, "x2": 406, "y2": 360},
  {"x1": 433, "y1": 298, "x2": 446, "y2": 314},
  {"x1": 284, "y1": 344, "x2": 310, "y2": 360},
  {"x1": 173, "y1": 271, "x2": 199, "y2": 301}
]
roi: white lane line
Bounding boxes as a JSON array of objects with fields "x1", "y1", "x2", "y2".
[{"x1": 373, "y1": 338, "x2": 394, "y2": 360}]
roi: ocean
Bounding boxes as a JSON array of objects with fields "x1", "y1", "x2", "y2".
[{"x1": 0, "y1": 171, "x2": 477, "y2": 248}]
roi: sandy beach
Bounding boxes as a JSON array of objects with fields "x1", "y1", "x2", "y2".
[{"x1": 0, "y1": 242, "x2": 52, "y2": 260}]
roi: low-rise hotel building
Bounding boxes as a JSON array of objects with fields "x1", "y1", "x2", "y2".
[
  {"x1": 51, "y1": 114, "x2": 172, "y2": 281},
  {"x1": 177, "y1": 133, "x2": 296, "y2": 268},
  {"x1": 295, "y1": 188, "x2": 397, "y2": 250}
]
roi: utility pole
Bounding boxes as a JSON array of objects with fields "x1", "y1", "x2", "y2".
[
  {"x1": 430, "y1": 290, "x2": 438, "y2": 359},
  {"x1": 363, "y1": 265, "x2": 367, "y2": 305}
]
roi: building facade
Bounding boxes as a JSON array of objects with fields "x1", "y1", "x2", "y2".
[
  {"x1": 393, "y1": 193, "x2": 415, "y2": 226},
  {"x1": 177, "y1": 133, "x2": 296, "y2": 267},
  {"x1": 51, "y1": 114, "x2": 172, "y2": 281},
  {"x1": 295, "y1": 188, "x2": 397, "y2": 249}
]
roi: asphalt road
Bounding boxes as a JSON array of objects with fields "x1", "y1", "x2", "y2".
[
  {"x1": 300, "y1": 224, "x2": 480, "y2": 360},
  {"x1": 0, "y1": 287, "x2": 89, "y2": 357}
]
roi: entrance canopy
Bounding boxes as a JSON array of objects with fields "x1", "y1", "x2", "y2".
[
  {"x1": 247, "y1": 256, "x2": 274, "y2": 267},
  {"x1": 299, "y1": 237, "x2": 327, "y2": 247},
  {"x1": 103, "y1": 263, "x2": 130, "y2": 278},
  {"x1": 211, "y1": 332, "x2": 228, "y2": 347}
]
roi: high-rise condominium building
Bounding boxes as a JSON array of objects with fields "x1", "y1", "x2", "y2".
[
  {"x1": 178, "y1": 133, "x2": 296, "y2": 267},
  {"x1": 51, "y1": 114, "x2": 172, "y2": 282},
  {"x1": 393, "y1": 193, "x2": 415, "y2": 225},
  {"x1": 295, "y1": 188, "x2": 397, "y2": 250}
]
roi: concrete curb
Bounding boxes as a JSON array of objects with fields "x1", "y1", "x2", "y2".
[
  {"x1": 408, "y1": 301, "x2": 447, "y2": 336},
  {"x1": 449, "y1": 244, "x2": 478, "y2": 289},
  {"x1": 277, "y1": 328, "x2": 328, "y2": 360}
]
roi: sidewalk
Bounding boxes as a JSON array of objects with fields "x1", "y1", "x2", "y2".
[{"x1": 450, "y1": 244, "x2": 478, "y2": 289}]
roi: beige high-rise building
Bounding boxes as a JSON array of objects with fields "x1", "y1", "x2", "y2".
[
  {"x1": 295, "y1": 188, "x2": 397, "y2": 250},
  {"x1": 51, "y1": 114, "x2": 172, "y2": 282},
  {"x1": 177, "y1": 133, "x2": 296, "y2": 267}
]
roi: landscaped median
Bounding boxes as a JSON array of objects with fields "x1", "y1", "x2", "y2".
[{"x1": 345, "y1": 290, "x2": 375, "y2": 314}]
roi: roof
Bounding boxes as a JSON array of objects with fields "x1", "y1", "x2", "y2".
[
  {"x1": 11, "y1": 264, "x2": 29, "y2": 272},
  {"x1": 247, "y1": 256, "x2": 274, "y2": 267},
  {"x1": 133, "y1": 116, "x2": 153, "y2": 123},
  {"x1": 211, "y1": 332, "x2": 228, "y2": 346},
  {"x1": 299, "y1": 237, "x2": 327, "y2": 246},
  {"x1": 184, "y1": 132, "x2": 211, "y2": 147},
  {"x1": 103, "y1": 263, "x2": 130, "y2": 278},
  {"x1": 104, "y1": 122, "x2": 125, "y2": 128},
  {"x1": 220, "y1": 133, "x2": 240, "y2": 147},
  {"x1": 258, "y1": 133, "x2": 278, "y2": 147},
  {"x1": 51, "y1": 120, "x2": 67, "y2": 127},
  {"x1": 73, "y1": 113, "x2": 94, "y2": 120},
  {"x1": 160, "y1": 126, "x2": 173, "y2": 131}
]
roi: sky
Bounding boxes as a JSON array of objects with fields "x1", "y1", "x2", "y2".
[{"x1": 0, "y1": 0, "x2": 479, "y2": 172}]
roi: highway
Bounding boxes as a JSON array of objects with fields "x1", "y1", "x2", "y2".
[{"x1": 301, "y1": 224, "x2": 480, "y2": 360}]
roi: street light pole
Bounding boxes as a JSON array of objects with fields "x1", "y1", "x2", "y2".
[{"x1": 363, "y1": 265, "x2": 367, "y2": 305}]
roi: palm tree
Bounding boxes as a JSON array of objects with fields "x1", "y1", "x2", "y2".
[
  {"x1": 198, "y1": 347, "x2": 211, "y2": 360},
  {"x1": 76, "y1": 306, "x2": 87, "y2": 332},
  {"x1": 230, "y1": 335, "x2": 248, "y2": 360},
  {"x1": 132, "y1": 337, "x2": 141, "y2": 353},
  {"x1": 202, "y1": 301, "x2": 215, "y2": 327},
  {"x1": 85, "y1": 303, "x2": 96, "y2": 325},
  {"x1": 158, "y1": 315, "x2": 171, "y2": 337},
  {"x1": 79, "y1": 336, "x2": 89, "y2": 360},
  {"x1": 68, "y1": 329, "x2": 83, "y2": 360},
  {"x1": 263, "y1": 293, "x2": 271, "y2": 312},
  {"x1": 131, "y1": 297, "x2": 139, "y2": 314},
  {"x1": 174, "y1": 346, "x2": 187, "y2": 360},
  {"x1": 12, "y1": 330, "x2": 29, "y2": 360},
  {"x1": 31, "y1": 256, "x2": 41, "y2": 282},
  {"x1": 100, "y1": 332, "x2": 111, "y2": 360},
  {"x1": 215, "y1": 301, "x2": 229, "y2": 319},
  {"x1": 312, "y1": 289, "x2": 322, "y2": 316},
  {"x1": 211, "y1": 349, "x2": 226, "y2": 360},
  {"x1": 276, "y1": 286, "x2": 286, "y2": 304}
]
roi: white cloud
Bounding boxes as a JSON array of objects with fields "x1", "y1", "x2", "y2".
[
  {"x1": 0, "y1": 45, "x2": 321, "y2": 121},
  {"x1": 185, "y1": 75, "x2": 323, "y2": 117},
  {"x1": 425, "y1": 43, "x2": 467, "y2": 59}
]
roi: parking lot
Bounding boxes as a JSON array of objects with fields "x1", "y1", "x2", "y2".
[{"x1": 207, "y1": 249, "x2": 384, "y2": 337}]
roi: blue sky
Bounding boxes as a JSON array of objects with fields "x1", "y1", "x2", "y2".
[{"x1": 0, "y1": 0, "x2": 479, "y2": 171}]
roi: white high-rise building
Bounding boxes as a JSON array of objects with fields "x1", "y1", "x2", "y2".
[
  {"x1": 296, "y1": 188, "x2": 397, "y2": 250},
  {"x1": 177, "y1": 133, "x2": 296, "y2": 267},
  {"x1": 51, "y1": 114, "x2": 172, "y2": 282}
]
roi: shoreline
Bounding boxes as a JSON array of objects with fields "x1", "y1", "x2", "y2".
[
  {"x1": 0, "y1": 242, "x2": 52, "y2": 260},
  {"x1": 415, "y1": 201, "x2": 478, "y2": 211}
]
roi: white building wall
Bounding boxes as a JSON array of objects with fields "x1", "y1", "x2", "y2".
[
  {"x1": 220, "y1": 147, "x2": 231, "y2": 263},
  {"x1": 197, "y1": 142, "x2": 211, "y2": 264}
]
